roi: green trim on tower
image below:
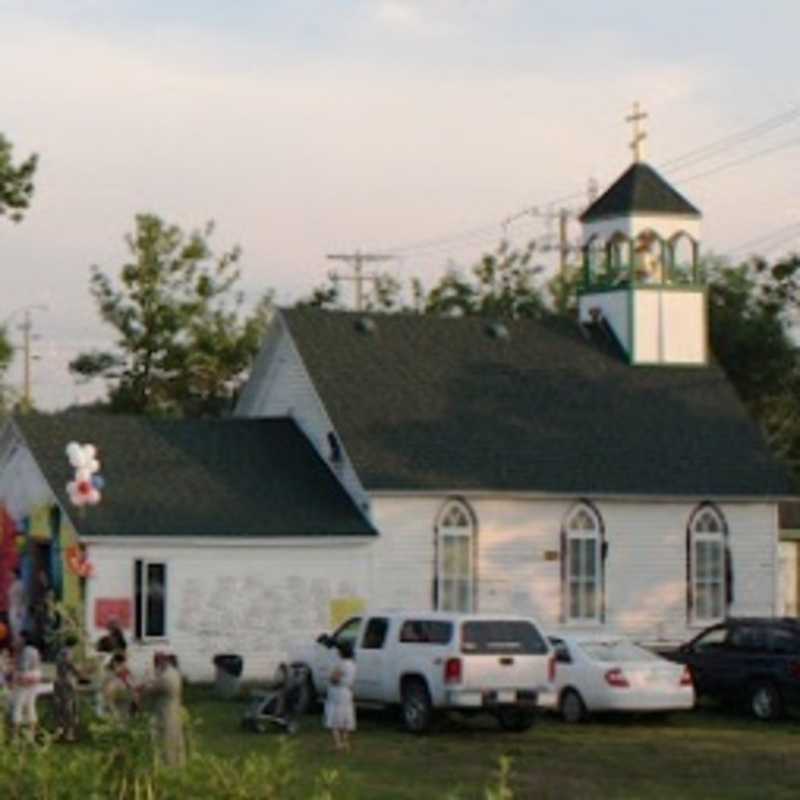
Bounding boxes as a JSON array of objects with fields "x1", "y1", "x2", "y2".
[{"x1": 628, "y1": 284, "x2": 635, "y2": 364}]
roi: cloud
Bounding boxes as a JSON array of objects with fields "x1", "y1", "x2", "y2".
[{"x1": 370, "y1": 0, "x2": 520, "y2": 37}]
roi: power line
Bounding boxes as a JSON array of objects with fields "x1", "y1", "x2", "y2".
[
  {"x1": 662, "y1": 106, "x2": 800, "y2": 173},
  {"x1": 377, "y1": 104, "x2": 800, "y2": 260},
  {"x1": 676, "y1": 135, "x2": 800, "y2": 186},
  {"x1": 727, "y1": 221, "x2": 800, "y2": 257}
]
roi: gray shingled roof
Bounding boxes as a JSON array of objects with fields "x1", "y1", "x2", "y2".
[
  {"x1": 281, "y1": 308, "x2": 795, "y2": 497},
  {"x1": 580, "y1": 162, "x2": 701, "y2": 222},
  {"x1": 13, "y1": 414, "x2": 375, "y2": 537}
]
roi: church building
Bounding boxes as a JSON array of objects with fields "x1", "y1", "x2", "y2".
[{"x1": 0, "y1": 112, "x2": 794, "y2": 680}]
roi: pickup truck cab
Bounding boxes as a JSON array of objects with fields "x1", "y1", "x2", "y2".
[{"x1": 291, "y1": 611, "x2": 554, "y2": 733}]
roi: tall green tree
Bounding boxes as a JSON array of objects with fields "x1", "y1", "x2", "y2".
[
  {"x1": 0, "y1": 132, "x2": 37, "y2": 410},
  {"x1": 0, "y1": 132, "x2": 37, "y2": 223},
  {"x1": 298, "y1": 239, "x2": 554, "y2": 319},
  {"x1": 70, "y1": 213, "x2": 273, "y2": 416},
  {"x1": 706, "y1": 253, "x2": 800, "y2": 474},
  {"x1": 422, "y1": 240, "x2": 550, "y2": 319},
  {"x1": 0, "y1": 323, "x2": 14, "y2": 414}
]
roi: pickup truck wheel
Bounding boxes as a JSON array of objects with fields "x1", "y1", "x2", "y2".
[
  {"x1": 497, "y1": 707, "x2": 536, "y2": 732},
  {"x1": 560, "y1": 689, "x2": 587, "y2": 724},
  {"x1": 749, "y1": 681, "x2": 783, "y2": 721},
  {"x1": 401, "y1": 680, "x2": 434, "y2": 734}
]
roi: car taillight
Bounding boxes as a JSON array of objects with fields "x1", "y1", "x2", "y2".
[
  {"x1": 444, "y1": 657, "x2": 462, "y2": 684},
  {"x1": 790, "y1": 661, "x2": 800, "y2": 680},
  {"x1": 604, "y1": 668, "x2": 630, "y2": 688},
  {"x1": 680, "y1": 667, "x2": 693, "y2": 687},
  {"x1": 548, "y1": 654, "x2": 556, "y2": 683}
]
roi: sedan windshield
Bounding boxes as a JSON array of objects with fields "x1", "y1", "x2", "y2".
[{"x1": 579, "y1": 640, "x2": 659, "y2": 663}]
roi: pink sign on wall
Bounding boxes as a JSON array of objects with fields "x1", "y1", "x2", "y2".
[{"x1": 94, "y1": 598, "x2": 132, "y2": 629}]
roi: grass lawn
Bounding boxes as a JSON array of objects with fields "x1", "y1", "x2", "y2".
[{"x1": 183, "y1": 687, "x2": 800, "y2": 800}]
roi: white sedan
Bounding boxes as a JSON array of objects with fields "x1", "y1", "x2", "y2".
[{"x1": 542, "y1": 634, "x2": 694, "y2": 723}]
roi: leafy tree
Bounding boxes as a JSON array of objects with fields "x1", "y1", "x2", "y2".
[
  {"x1": 419, "y1": 240, "x2": 551, "y2": 319},
  {"x1": 299, "y1": 240, "x2": 553, "y2": 319},
  {"x1": 0, "y1": 132, "x2": 37, "y2": 409},
  {"x1": 296, "y1": 269, "x2": 407, "y2": 313},
  {"x1": 0, "y1": 132, "x2": 37, "y2": 223},
  {"x1": 69, "y1": 213, "x2": 273, "y2": 416},
  {"x1": 706, "y1": 253, "x2": 800, "y2": 476},
  {"x1": 0, "y1": 323, "x2": 15, "y2": 413}
]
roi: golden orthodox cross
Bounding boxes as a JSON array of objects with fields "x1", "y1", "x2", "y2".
[{"x1": 626, "y1": 101, "x2": 648, "y2": 162}]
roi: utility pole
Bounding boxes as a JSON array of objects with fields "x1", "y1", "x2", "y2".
[
  {"x1": 558, "y1": 208, "x2": 571, "y2": 278},
  {"x1": 326, "y1": 250, "x2": 395, "y2": 311},
  {"x1": 13, "y1": 304, "x2": 47, "y2": 412}
]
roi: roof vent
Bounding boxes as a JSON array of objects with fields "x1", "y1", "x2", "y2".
[
  {"x1": 354, "y1": 317, "x2": 376, "y2": 335},
  {"x1": 485, "y1": 321, "x2": 510, "y2": 340}
]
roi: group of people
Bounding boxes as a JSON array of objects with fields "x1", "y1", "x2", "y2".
[
  {"x1": 0, "y1": 620, "x2": 186, "y2": 768},
  {"x1": 1, "y1": 618, "x2": 356, "y2": 761}
]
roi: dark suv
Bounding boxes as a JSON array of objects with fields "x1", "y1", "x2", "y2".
[{"x1": 668, "y1": 618, "x2": 800, "y2": 720}]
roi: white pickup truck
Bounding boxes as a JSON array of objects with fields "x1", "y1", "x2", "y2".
[{"x1": 290, "y1": 611, "x2": 554, "y2": 732}]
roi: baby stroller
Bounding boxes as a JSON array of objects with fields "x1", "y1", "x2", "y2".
[{"x1": 241, "y1": 663, "x2": 310, "y2": 735}]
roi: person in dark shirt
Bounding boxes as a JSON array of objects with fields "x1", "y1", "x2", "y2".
[{"x1": 106, "y1": 619, "x2": 127, "y2": 654}]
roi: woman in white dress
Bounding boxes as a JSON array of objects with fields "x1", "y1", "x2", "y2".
[{"x1": 324, "y1": 641, "x2": 356, "y2": 752}]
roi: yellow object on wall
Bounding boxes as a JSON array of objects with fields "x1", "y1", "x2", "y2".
[
  {"x1": 329, "y1": 597, "x2": 365, "y2": 628},
  {"x1": 29, "y1": 504, "x2": 52, "y2": 542}
]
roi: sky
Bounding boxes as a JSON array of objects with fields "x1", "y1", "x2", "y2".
[{"x1": 1, "y1": 0, "x2": 799, "y2": 409}]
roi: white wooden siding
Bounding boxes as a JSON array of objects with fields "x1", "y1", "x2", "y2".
[
  {"x1": 86, "y1": 538, "x2": 373, "y2": 681},
  {"x1": 370, "y1": 496, "x2": 778, "y2": 644}
]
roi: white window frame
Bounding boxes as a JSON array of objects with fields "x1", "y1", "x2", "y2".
[
  {"x1": 564, "y1": 505, "x2": 602, "y2": 625},
  {"x1": 136, "y1": 559, "x2": 169, "y2": 641},
  {"x1": 690, "y1": 508, "x2": 726, "y2": 626},
  {"x1": 436, "y1": 500, "x2": 475, "y2": 613}
]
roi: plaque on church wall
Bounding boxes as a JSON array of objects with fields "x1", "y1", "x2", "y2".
[{"x1": 543, "y1": 550, "x2": 560, "y2": 562}]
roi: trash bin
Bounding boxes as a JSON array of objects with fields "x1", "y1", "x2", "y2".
[{"x1": 213, "y1": 654, "x2": 244, "y2": 698}]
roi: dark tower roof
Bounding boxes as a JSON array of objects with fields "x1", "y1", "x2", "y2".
[{"x1": 580, "y1": 162, "x2": 701, "y2": 223}]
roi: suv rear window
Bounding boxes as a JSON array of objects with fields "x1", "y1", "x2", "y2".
[
  {"x1": 769, "y1": 627, "x2": 800, "y2": 655},
  {"x1": 461, "y1": 620, "x2": 548, "y2": 655},
  {"x1": 399, "y1": 620, "x2": 453, "y2": 644}
]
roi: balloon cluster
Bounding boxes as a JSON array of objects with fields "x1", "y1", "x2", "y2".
[{"x1": 65, "y1": 441, "x2": 104, "y2": 507}]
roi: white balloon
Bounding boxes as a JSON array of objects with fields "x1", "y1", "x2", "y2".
[
  {"x1": 66, "y1": 442, "x2": 82, "y2": 466},
  {"x1": 83, "y1": 444, "x2": 97, "y2": 460},
  {"x1": 75, "y1": 469, "x2": 91, "y2": 483},
  {"x1": 87, "y1": 489, "x2": 101, "y2": 505},
  {"x1": 86, "y1": 458, "x2": 101, "y2": 475}
]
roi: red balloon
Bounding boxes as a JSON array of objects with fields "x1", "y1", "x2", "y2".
[{"x1": 78, "y1": 480, "x2": 92, "y2": 495}]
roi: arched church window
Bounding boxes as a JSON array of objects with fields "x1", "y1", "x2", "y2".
[
  {"x1": 669, "y1": 232, "x2": 697, "y2": 285},
  {"x1": 605, "y1": 233, "x2": 631, "y2": 284},
  {"x1": 633, "y1": 230, "x2": 665, "y2": 284},
  {"x1": 562, "y1": 503, "x2": 604, "y2": 623},
  {"x1": 688, "y1": 505, "x2": 729, "y2": 625},
  {"x1": 436, "y1": 499, "x2": 475, "y2": 613},
  {"x1": 584, "y1": 235, "x2": 605, "y2": 285}
]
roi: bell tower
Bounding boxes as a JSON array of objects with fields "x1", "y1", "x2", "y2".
[{"x1": 578, "y1": 103, "x2": 706, "y2": 365}]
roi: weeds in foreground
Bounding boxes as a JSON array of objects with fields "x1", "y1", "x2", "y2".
[{"x1": 0, "y1": 714, "x2": 515, "y2": 800}]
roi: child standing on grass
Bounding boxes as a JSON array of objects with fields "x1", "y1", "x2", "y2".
[
  {"x1": 11, "y1": 630, "x2": 42, "y2": 740},
  {"x1": 323, "y1": 641, "x2": 356, "y2": 752}
]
